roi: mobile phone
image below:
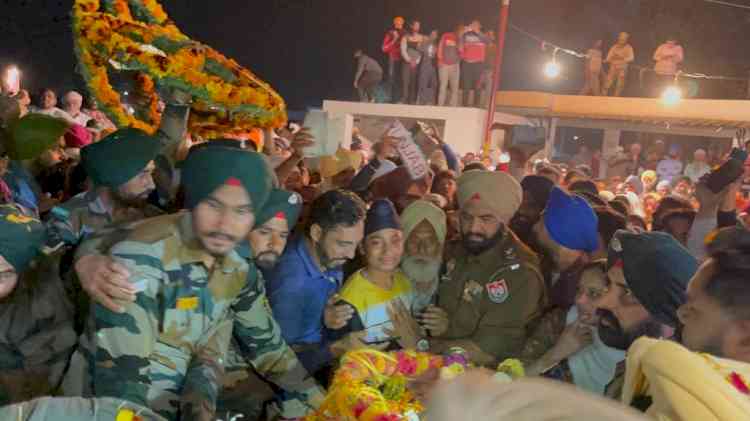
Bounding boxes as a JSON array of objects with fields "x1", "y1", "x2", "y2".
[{"x1": 363, "y1": 337, "x2": 400, "y2": 345}]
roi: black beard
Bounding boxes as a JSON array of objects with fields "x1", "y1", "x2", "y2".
[
  {"x1": 255, "y1": 252, "x2": 280, "y2": 271},
  {"x1": 597, "y1": 309, "x2": 663, "y2": 350},
  {"x1": 462, "y1": 226, "x2": 505, "y2": 256}
]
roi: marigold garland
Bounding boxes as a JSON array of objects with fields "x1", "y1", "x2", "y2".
[
  {"x1": 304, "y1": 350, "x2": 470, "y2": 421},
  {"x1": 72, "y1": 0, "x2": 287, "y2": 137}
]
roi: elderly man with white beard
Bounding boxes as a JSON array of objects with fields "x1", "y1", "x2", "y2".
[{"x1": 399, "y1": 200, "x2": 447, "y2": 315}]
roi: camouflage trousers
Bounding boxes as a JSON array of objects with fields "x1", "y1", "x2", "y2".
[{"x1": 0, "y1": 396, "x2": 165, "y2": 421}]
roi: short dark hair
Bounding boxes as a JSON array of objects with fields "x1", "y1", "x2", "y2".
[
  {"x1": 595, "y1": 206, "x2": 627, "y2": 247},
  {"x1": 661, "y1": 208, "x2": 696, "y2": 227},
  {"x1": 704, "y1": 228, "x2": 750, "y2": 319},
  {"x1": 652, "y1": 195, "x2": 693, "y2": 231},
  {"x1": 673, "y1": 175, "x2": 693, "y2": 187},
  {"x1": 537, "y1": 165, "x2": 561, "y2": 182},
  {"x1": 563, "y1": 169, "x2": 585, "y2": 185},
  {"x1": 569, "y1": 179, "x2": 599, "y2": 197},
  {"x1": 608, "y1": 198, "x2": 629, "y2": 217},
  {"x1": 308, "y1": 189, "x2": 366, "y2": 234}
]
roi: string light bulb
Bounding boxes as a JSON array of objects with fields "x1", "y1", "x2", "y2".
[
  {"x1": 661, "y1": 72, "x2": 683, "y2": 106},
  {"x1": 543, "y1": 48, "x2": 561, "y2": 78}
]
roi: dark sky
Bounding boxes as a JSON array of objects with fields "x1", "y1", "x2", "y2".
[{"x1": 2, "y1": 0, "x2": 750, "y2": 108}]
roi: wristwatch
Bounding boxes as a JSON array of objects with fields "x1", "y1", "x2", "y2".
[{"x1": 416, "y1": 338, "x2": 430, "y2": 352}]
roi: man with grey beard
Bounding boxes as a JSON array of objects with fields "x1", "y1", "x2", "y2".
[{"x1": 399, "y1": 200, "x2": 447, "y2": 314}]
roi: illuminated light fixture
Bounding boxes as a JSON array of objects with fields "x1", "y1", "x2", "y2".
[
  {"x1": 3, "y1": 65, "x2": 21, "y2": 96},
  {"x1": 661, "y1": 72, "x2": 683, "y2": 106},
  {"x1": 543, "y1": 47, "x2": 561, "y2": 79}
]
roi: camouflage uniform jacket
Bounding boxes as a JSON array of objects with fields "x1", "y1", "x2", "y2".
[
  {"x1": 0, "y1": 255, "x2": 77, "y2": 406},
  {"x1": 74, "y1": 212, "x2": 323, "y2": 420},
  {"x1": 46, "y1": 190, "x2": 163, "y2": 248}
]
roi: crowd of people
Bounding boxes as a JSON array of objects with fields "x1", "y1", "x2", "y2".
[
  {"x1": 354, "y1": 17, "x2": 497, "y2": 107},
  {"x1": 354, "y1": 17, "x2": 688, "y2": 106},
  {"x1": 2, "y1": 61, "x2": 750, "y2": 421}
]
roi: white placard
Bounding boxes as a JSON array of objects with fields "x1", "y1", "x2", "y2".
[{"x1": 387, "y1": 120, "x2": 428, "y2": 180}]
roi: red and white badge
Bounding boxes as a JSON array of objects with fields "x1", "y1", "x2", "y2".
[{"x1": 486, "y1": 279, "x2": 509, "y2": 304}]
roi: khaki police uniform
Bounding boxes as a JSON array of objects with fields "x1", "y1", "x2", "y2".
[{"x1": 436, "y1": 229, "x2": 546, "y2": 364}]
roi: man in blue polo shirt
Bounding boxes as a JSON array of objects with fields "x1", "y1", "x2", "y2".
[{"x1": 265, "y1": 189, "x2": 368, "y2": 374}]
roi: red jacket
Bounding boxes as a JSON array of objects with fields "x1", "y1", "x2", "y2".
[
  {"x1": 461, "y1": 31, "x2": 489, "y2": 63},
  {"x1": 382, "y1": 30, "x2": 402, "y2": 61}
]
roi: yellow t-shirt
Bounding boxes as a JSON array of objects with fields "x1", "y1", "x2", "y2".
[{"x1": 339, "y1": 269, "x2": 414, "y2": 343}]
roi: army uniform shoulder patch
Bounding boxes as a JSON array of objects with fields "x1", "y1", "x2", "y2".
[{"x1": 486, "y1": 279, "x2": 509, "y2": 304}]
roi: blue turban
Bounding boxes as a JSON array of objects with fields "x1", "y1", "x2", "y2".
[
  {"x1": 365, "y1": 199, "x2": 401, "y2": 237},
  {"x1": 543, "y1": 187, "x2": 599, "y2": 253}
]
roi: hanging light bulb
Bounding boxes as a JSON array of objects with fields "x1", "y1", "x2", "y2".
[
  {"x1": 661, "y1": 72, "x2": 683, "y2": 106},
  {"x1": 543, "y1": 48, "x2": 561, "y2": 79},
  {"x1": 661, "y1": 85, "x2": 682, "y2": 106},
  {"x1": 544, "y1": 61, "x2": 561, "y2": 78}
]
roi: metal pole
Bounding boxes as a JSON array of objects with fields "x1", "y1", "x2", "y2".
[{"x1": 482, "y1": 0, "x2": 511, "y2": 160}]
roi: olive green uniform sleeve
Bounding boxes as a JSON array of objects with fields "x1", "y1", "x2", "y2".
[
  {"x1": 180, "y1": 319, "x2": 233, "y2": 421},
  {"x1": 231, "y1": 269, "x2": 324, "y2": 418},
  {"x1": 92, "y1": 239, "x2": 163, "y2": 408}
]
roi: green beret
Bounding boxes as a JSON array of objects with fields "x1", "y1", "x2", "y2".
[
  {"x1": 5, "y1": 114, "x2": 70, "y2": 160},
  {"x1": 0, "y1": 205, "x2": 46, "y2": 272},
  {"x1": 81, "y1": 128, "x2": 160, "y2": 188},
  {"x1": 181, "y1": 146, "x2": 272, "y2": 211},
  {"x1": 608, "y1": 230, "x2": 697, "y2": 328},
  {"x1": 255, "y1": 189, "x2": 303, "y2": 228},
  {"x1": 235, "y1": 189, "x2": 301, "y2": 261}
]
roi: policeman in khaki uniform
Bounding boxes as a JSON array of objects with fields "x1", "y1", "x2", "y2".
[
  {"x1": 421, "y1": 170, "x2": 546, "y2": 366},
  {"x1": 65, "y1": 147, "x2": 323, "y2": 421}
]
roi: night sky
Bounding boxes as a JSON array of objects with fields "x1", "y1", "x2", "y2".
[{"x1": 2, "y1": 0, "x2": 750, "y2": 109}]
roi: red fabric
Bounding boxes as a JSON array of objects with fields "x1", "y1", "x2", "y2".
[
  {"x1": 461, "y1": 31, "x2": 487, "y2": 63},
  {"x1": 382, "y1": 30, "x2": 402, "y2": 60},
  {"x1": 64, "y1": 124, "x2": 92, "y2": 148},
  {"x1": 438, "y1": 33, "x2": 459, "y2": 66}
]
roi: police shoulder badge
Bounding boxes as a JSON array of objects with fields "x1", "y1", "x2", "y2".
[{"x1": 486, "y1": 279, "x2": 510, "y2": 304}]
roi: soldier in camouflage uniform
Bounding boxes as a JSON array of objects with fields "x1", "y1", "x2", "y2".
[
  {"x1": 221, "y1": 188, "x2": 303, "y2": 420},
  {"x1": 0, "y1": 205, "x2": 76, "y2": 406},
  {"x1": 65, "y1": 147, "x2": 323, "y2": 420},
  {"x1": 46, "y1": 128, "x2": 164, "y2": 249}
]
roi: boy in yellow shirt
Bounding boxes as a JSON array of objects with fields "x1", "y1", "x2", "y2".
[{"x1": 339, "y1": 199, "x2": 415, "y2": 345}]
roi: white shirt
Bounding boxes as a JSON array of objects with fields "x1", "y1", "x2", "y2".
[
  {"x1": 683, "y1": 161, "x2": 711, "y2": 183},
  {"x1": 67, "y1": 110, "x2": 92, "y2": 127},
  {"x1": 656, "y1": 158, "x2": 684, "y2": 183}
]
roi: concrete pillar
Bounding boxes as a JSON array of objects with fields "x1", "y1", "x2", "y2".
[
  {"x1": 543, "y1": 117, "x2": 558, "y2": 160},
  {"x1": 601, "y1": 128, "x2": 622, "y2": 179}
]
